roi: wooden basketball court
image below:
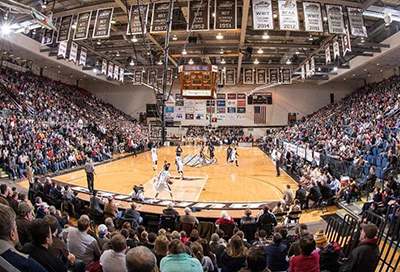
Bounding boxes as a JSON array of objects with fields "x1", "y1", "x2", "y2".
[{"x1": 54, "y1": 146, "x2": 297, "y2": 203}]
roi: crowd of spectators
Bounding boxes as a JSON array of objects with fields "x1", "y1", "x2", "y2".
[
  {"x1": 183, "y1": 126, "x2": 253, "y2": 146},
  {"x1": 0, "y1": 179, "x2": 382, "y2": 272},
  {"x1": 258, "y1": 75, "x2": 400, "y2": 211},
  {"x1": 0, "y1": 68, "x2": 148, "y2": 179}
]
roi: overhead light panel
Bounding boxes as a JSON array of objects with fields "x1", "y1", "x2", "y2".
[
  {"x1": 254, "y1": 59, "x2": 259, "y2": 65},
  {"x1": 216, "y1": 33, "x2": 223, "y2": 40},
  {"x1": 157, "y1": 59, "x2": 163, "y2": 65},
  {"x1": 172, "y1": 35, "x2": 177, "y2": 41},
  {"x1": 130, "y1": 60, "x2": 135, "y2": 66},
  {"x1": 257, "y1": 48, "x2": 264, "y2": 54},
  {"x1": 220, "y1": 48, "x2": 224, "y2": 54},
  {"x1": 286, "y1": 59, "x2": 291, "y2": 65},
  {"x1": 262, "y1": 33, "x2": 270, "y2": 39},
  {"x1": 221, "y1": 59, "x2": 226, "y2": 64},
  {"x1": 188, "y1": 59, "x2": 194, "y2": 64},
  {"x1": 131, "y1": 36, "x2": 138, "y2": 42},
  {"x1": 182, "y1": 49, "x2": 187, "y2": 55}
]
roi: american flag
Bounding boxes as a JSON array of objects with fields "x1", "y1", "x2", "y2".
[{"x1": 254, "y1": 106, "x2": 266, "y2": 124}]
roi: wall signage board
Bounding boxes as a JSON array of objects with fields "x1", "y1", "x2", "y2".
[{"x1": 151, "y1": 2, "x2": 173, "y2": 33}]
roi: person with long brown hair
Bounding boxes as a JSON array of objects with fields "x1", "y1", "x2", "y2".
[
  {"x1": 220, "y1": 235, "x2": 247, "y2": 272},
  {"x1": 191, "y1": 241, "x2": 215, "y2": 272}
]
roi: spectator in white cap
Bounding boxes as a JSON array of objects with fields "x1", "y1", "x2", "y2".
[{"x1": 36, "y1": 202, "x2": 49, "y2": 219}]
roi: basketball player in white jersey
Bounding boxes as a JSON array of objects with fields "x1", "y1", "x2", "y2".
[
  {"x1": 230, "y1": 147, "x2": 239, "y2": 167},
  {"x1": 151, "y1": 144, "x2": 158, "y2": 171},
  {"x1": 175, "y1": 156, "x2": 185, "y2": 179},
  {"x1": 153, "y1": 163, "x2": 174, "y2": 200}
]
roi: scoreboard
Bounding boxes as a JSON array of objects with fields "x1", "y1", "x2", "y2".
[{"x1": 179, "y1": 65, "x2": 218, "y2": 99}]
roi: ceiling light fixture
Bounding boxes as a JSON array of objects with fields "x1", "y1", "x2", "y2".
[
  {"x1": 286, "y1": 59, "x2": 291, "y2": 65},
  {"x1": 157, "y1": 59, "x2": 163, "y2": 65},
  {"x1": 254, "y1": 59, "x2": 259, "y2": 65},
  {"x1": 220, "y1": 48, "x2": 224, "y2": 54},
  {"x1": 262, "y1": 33, "x2": 270, "y2": 39},
  {"x1": 93, "y1": 68, "x2": 98, "y2": 73},
  {"x1": 111, "y1": 18, "x2": 116, "y2": 24},
  {"x1": 188, "y1": 59, "x2": 194, "y2": 65},
  {"x1": 216, "y1": 33, "x2": 223, "y2": 40},
  {"x1": 333, "y1": 67, "x2": 338, "y2": 71},
  {"x1": 295, "y1": 51, "x2": 300, "y2": 55},
  {"x1": 131, "y1": 36, "x2": 138, "y2": 42},
  {"x1": 41, "y1": 0, "x2": 47, "y2": 9},
  {"x1": 0, "y1": 23, "x2": 12, "y2": 36},
  {"x1": 257, "y1": 48, "x2": 264, "y2": 54},
  {"x1": 221, "y1": 59, "x2": 226, "y2": 64},
  {"x1": 172, "y1": 35, "x2": 177, "y2": 41},
  {"x1": 116, "y1": 52, "x2": 120, "y2": 57},
  {"x1": 182, "y1": 49, "x2": 187, "y2": 55},
  {"x1": 323, "y1": 16, "x2": 328, "y2": 21},
  {"x1": 308, "y1": 35, "x2": 314, "y2": 41},
  {"x1": 96, "y1": 40, "x2": 101, "y2": 45},
  {"x1": 129, "y1": 60, "x2": 135, "y2": 66},
  {"x1": 273, "y1": 13, "x2": 278, "y2": 18},
  {"x1": 71, "y1": 23, "x2": 77, "y2": 29},
  {"x1": 212, "y1": 13, "x2": 216, "y2": 17}
]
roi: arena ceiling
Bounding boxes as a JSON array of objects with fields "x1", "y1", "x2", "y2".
[{"x1": 0, "y1": 0, "x2": 400, "y2": 84}]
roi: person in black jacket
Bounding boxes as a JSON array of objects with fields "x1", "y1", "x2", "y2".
[
  {"x1": 339, "y1": 223, "x2": 380, "y2": 272},
  {"x1": 305, "y1": 182, "x2": 322, "y2": 209},
  {"x1": 362, "y1": 166, "x2": 377, "y2": 193},
  {"x1": 21, "y1": 219, "x2": 67, "y2": 272},
  {"x1": 295, "y1": 185, "x2": 307, "y2": 209},
  {"x1": 123, "y1": 202, "x2": 143, "y2": 224}
]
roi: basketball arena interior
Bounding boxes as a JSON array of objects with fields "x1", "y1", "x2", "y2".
[{"x1": 0, "y1": 0, "x2": 400, "y2": 271}]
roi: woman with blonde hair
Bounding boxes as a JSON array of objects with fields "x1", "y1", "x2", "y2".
[
  {"x1": 220, "y1": 235, "x2": 247, "y2": 272},
  {"x1": 155, "y1": 235, "x2": 169, "y2": 268},
  {"x1": 191, "y1": 241, "x2": 215, "y2": 272}
]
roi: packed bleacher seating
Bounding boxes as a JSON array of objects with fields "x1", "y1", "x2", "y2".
[
  {"x1": 0, "y1": 68, "x2": 149, "y2": 179},
  {"x1": 0, "y1": 180, "x2": 385, "y2": 272},
  {"x1": 183, "y1": 126, "x2": 253, "y2": 146}
]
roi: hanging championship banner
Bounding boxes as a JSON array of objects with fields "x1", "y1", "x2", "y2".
[
  {"x1": 132, "y1": 70, "x2": 143, "y2": 84},
  {"x1": 188, "y1": 0, "x2": 210, "y2": 31},
  {"x1": 225, "y1": 68, "x2": 236, "y2": 85},
  {"x1": 281, "y1": 68, "x2": 292, "y2": 84},
  {"x1": 114, "y1": 65, "x2": 119, "y2": 80},
  {"x1": 278, "y1": 0, "x2": 299, "y2": 31},
  {"x1": 57, "y1": 15, "x2": 73, "y2": 42},
  {"x1": 301, "y1": 65, "x2": 305, "y2": 82},
  {"x1": 214, "y1": 0, "x2": 237, "y2": 30},
  {"x1": 342, "y1": 26, "x2": 352, "y2": 56},
  {"x1": 347, "y1": 7, "x2": 367, "y2": 37},
  {"x1": 57, "y1": 41, "x2": 68, "y2": 58},
  {"x1": 269, "y1": 68, "x2": 279, "y2": 83},
  {"x1": 41, "y1": 28, "x2": 54, "y2": 45},
  {"x1": 79, "y1": 47, "x2": 87, "y2": 66},
  {"x1": 333, "y1": 36, "x2": 340, "y2": 60},
  {"x1": 166, "y1": 69, "x2": 173, "y2": 85},
  {"x1": 243, "y1": 68, "x2": 254, "y2": 84},
  {"x1": 252, "y1": 0, "x2": 273, "y2": 30},
  {"x1": 127, "y1": 4, "x2": 149, "y2": 35},
  {"x1": 93, "y1": 7, "x2": 114, "y2": 38},
  {"x1": 148, "y1": 69, "x2": 158, "y2": 85},
  {"x1": 303, "y1": 2, "x2": 323, "y2": 32},
  {"x1": 256, "y1": 68, "x2": 267, "y2": 84},
  {"x1": 108, "y1": 63, "x2": 114, "y2": 78},
  {"x1": 119, "y1": 68, "x2": 124, "y2": 83},
  {"x1": 73, "y1": 11, "x2": 92, "y2": 40},
  {"x1": 325, "y1": 43, "x2": 331, "y2": 64},
  {"x1": 151, "y1": 2, "x2": 173, "y2": 33},
  {"x1": 326, "y1": 5, "x2": 345, "y2": 34},
  {"x1": 101, "y1": 59, "x2": 107, "y2": 74},
  {"x1": 69, "y1": 41, "x2": 78, "y2": 63},
  {"x1": 310, "y1": 56, "x2": 315, "y2": 75},
  {"x1": 305, "y1": 60, "x2": 310, "y2": 77}
]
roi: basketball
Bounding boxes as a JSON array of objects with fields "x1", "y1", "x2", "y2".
[{"x1": 168, "y1": 180, "x2": 173, "y2": 185}]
